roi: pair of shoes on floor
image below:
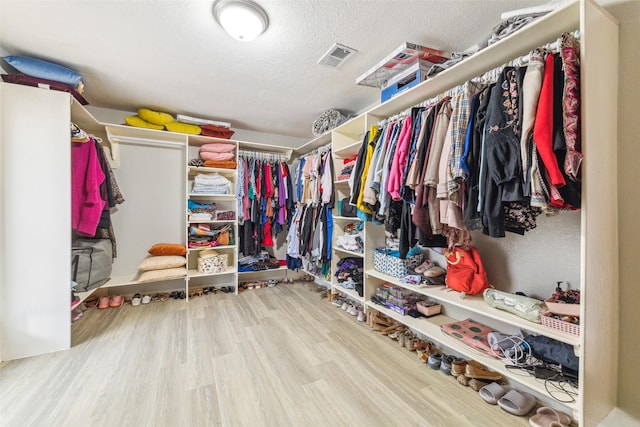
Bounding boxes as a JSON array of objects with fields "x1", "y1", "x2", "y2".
[
  {"x1": 169, "y1": 291, "x2": 186, "y2": 299},
  {"x1": 84, "y1": 297, "x2": 99, "y2": 308},
  {"x1": 98, "y1": 295, "x2": 124, "y2": 309},
  {"x1": 478, "y1": 382, "x2": 541, "y2": 417},
  {"x1": 188, "y1": 288, "x2": 205, "y2": 298},
  {"x1": 439, "y1": 355, "x2": 465, "y2": 376},
  {"x1": 131, "y1": 293, "x2": 152, "y2": 306},
  {"x1": 71, "y1": 308, "x2": 83, "y2": 322},
  {"x1": 267, "y1": 279, "x2": 278, "y2": 287},
  {"x1": 152, "y1": 293, "x2": 170, "y2": 302},
  {"x1": 455, "y1": 360, "x2": 502, "y2": 391},
  {"x1": 528, "y1": 406, "x2": 572, "y2": 426},
  {"x1": 220, "y1": 286, "x2": 234, "y2": 293}
]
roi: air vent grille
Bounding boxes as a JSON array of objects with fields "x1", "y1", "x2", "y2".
[{"x1": 317, "y1": 43, "x2": 357, "y2": 69}]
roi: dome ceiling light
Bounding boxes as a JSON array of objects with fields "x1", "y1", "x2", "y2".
[{"x1": 213, "y1": 0, "x2": 269, "y2": 42}]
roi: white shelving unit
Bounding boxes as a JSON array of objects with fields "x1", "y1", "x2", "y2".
[{"x1": 297, "y1": 1, "x2": 618, "y2": 425}]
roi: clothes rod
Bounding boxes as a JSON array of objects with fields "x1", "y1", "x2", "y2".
[{"x1": 238, "y1": 150, "x2": 290, "y2": 161}]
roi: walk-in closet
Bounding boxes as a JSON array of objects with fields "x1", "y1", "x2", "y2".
[{"x1": 1, "y1": 0, "x2": 638, "y2": 426}]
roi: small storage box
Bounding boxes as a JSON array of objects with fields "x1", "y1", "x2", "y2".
[
  {"x1": 541, "y1": 311, "x2": 581, "y2": 337},
  {"x1": 545, "y1": 298, "x2": 580, "y2": 316},
  {"x1": 374, "y1": 248, "x2": 423, "y2": 278},
  {"x1": 197, "y1": 250, "x2": 228, "y2": 274},
  {"x1": 416, "y1": 300, "x2": 442, "y2": 317}
]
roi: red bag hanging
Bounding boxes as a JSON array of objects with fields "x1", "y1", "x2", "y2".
[{"x1": 444, "y1": 246, "x2": 491, "y2": 296}]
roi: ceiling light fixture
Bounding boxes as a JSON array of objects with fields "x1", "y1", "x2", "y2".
[{"x1": 213, "y1": 0, "x2": 269, "y2": 42}]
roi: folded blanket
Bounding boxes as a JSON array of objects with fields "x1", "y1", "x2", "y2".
[{"x1": 204, "y1": 160, "x2": 237, "y2": 169}]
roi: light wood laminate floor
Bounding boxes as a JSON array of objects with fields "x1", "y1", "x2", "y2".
[{"x1": 0, "y1": 283, "x2": 533, "y2": 427}]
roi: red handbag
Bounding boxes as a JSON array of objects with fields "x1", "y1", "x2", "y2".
[{"x1": 444, "y1": 246, "x2": 491, "y2": 296}]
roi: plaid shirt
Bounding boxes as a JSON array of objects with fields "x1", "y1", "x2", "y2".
[{"x1": 448, "y1": 81, "x2": 478, "y2": 196}]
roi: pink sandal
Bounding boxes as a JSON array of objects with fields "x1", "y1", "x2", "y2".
[{"x1": 109, "y1": 295, "x2": 124, "y2": 307}]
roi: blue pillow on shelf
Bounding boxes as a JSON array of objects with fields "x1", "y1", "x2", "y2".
[{"x1": 3, "y1": 55, "x2": 83, "y2": 89}]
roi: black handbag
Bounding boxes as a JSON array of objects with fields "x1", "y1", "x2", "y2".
[{"x1": 340, "y1": 197, "x2": 357, "y2": 217}]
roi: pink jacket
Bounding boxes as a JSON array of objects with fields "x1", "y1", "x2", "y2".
[
  {"x1": 72, "y1": 139, "x2": 105, "y2": 235},
  {"x1": 387, "y1": 115, "x2": 412, "y2": 201}
]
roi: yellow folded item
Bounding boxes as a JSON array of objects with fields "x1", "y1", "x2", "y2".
[
  {"x1": 138, "y1": 108, "x2": 174, "y2": 125},
  {"x1": 124, "y1": 115, "x2": 164, "y2": 130},
  {"x1": 165, "y1": 121, "x2": 202, "y2": 135}
]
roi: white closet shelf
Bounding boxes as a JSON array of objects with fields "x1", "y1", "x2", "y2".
[
  {"x1": 187, "y1": 219, "x2": 237, "y2": 224},
  {"x1": 333, "y1": 284, "x2": 364, "y2": 303},
  {"x1": 187, "y1": 267, "x2": 238, "y2": 278},
  {"x1": 188, "y1": 193, "x2": 236, "y2": 198},
  {"x1": 332, "y1": 216, "x2": 362, "y2": 221},
  {"x1": 367, "y1": 302, "x2": 579, "y2": 412},
  {"x1": 188, "y1": 245, "x2": 236, "y2": 251},
  {"x1": 334, "y1": 247, "x2": 364, "y2": 258},
  {"x1": 334, "y1": 179, "x2": 350, "y2": 185},
  {"x1": 102, "y1": 273, "x2": 186, "y2": 288},
  {"x1": 366, "y1": 269, "x2": 579, "y2": 347},
  {"x1": 294, "y1": 131, "x2": 331, "y2": 155},
  {"x1": 237, "y1": 265, "x2": 288, "y2": 275},
  {"x1": 188, "y1": 166, "x2": 237, "y2": 175},
  {"x1": 333, "y1": 140, "x2": 361, "y2": 158},
  {"x1": 314, "y1": 277, "x2": 332, "y2": 288}
]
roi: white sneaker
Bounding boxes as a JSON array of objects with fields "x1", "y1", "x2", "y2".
[
  {"x1": 357, "y1": 310, "x2": 366, "y2": 322},
  {"x1": 341, "y1": 302, "x2": 349, "y2": 311}
]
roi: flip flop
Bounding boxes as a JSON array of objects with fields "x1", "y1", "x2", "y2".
[
  {"x1": 529, "y1": 406, "x2": 572, "y2": 426},
  {"x1": 497, "y1": 389, "x2": 536, "y2": 416},
  {"x1": 479, "y1": 382, "x2": 509, "y2": 405}
]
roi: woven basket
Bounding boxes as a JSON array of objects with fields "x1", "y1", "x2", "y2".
[{"x1": 541, "y1": 312, "x2": 580, "y2": 337}]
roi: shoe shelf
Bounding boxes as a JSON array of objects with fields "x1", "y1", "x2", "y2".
[
  {"x1": 187, "y1": 266, "x2": 238, "y2": 278},
  {"x1": 237, "y1": 265, "x2": 288, "y2": 275},
  {"x1": 365, "y1": 269, "x2": 579, "y2": 347},
  {"x1": 333, "y1": 283, "x2": 364, "y2": 303},
  {"x1": 315, "y1": 277, "x2": 332, "y2": 288},
  {"x1": 367, "y1": 301, "x2": 579, "y2": 413},
  {"x1": 334, "y1": 247, "x2": 364, "y2": 258},
  {"x1": 101, "y1": 273, "x2": 188, "y2": 288}
]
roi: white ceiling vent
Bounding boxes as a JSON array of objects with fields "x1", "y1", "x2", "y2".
[{"x1": 317, "y1": 43, "x2": 357, "y2": 69}]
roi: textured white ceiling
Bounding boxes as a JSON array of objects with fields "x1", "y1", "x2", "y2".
[{"x1": 0, "y1": 0, "x2": 550, "y2": 140}]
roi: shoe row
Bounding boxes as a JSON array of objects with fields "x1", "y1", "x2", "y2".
[
  {"x1": 331, "y1": 294, "x2": 366, "y2": 322},
  {"x1": 365, "y1": 309, "x2": 573, "y2": 424},
  {"x1": 239, "y1": 279, "x2": 278, "y2": 290}
]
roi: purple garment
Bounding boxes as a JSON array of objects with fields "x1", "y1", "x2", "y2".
[{"x1": 277, "y1": 163, "x2": 286, "y2": 225}]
